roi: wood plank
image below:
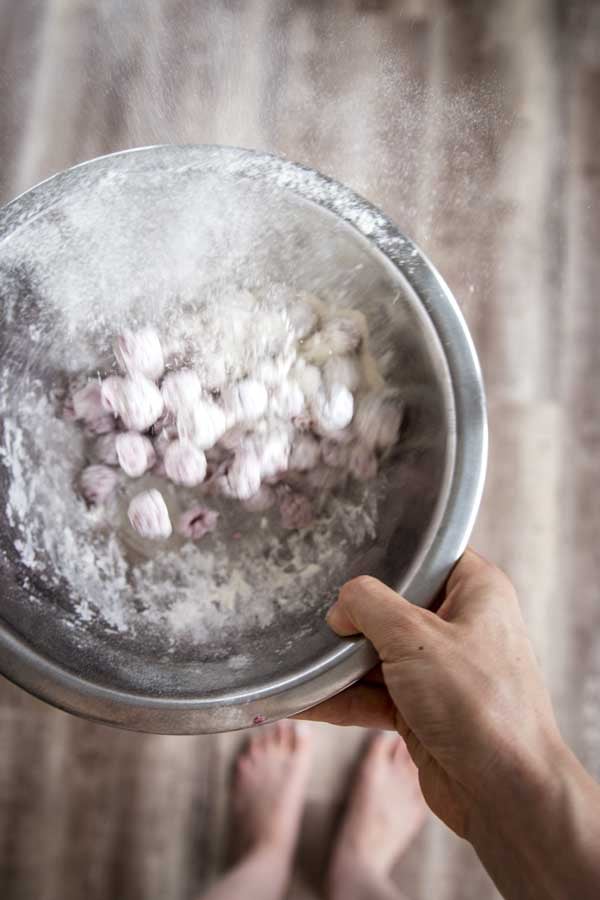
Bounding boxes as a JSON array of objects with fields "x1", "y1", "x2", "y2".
[{"x1": 561, "y1": 0, "x2": 600, "y2": 774}]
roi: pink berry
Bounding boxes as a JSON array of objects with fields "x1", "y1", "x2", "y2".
[
  {"x1": 218, "y1": 449, "x2": 262, "y2": 500},
  {"x1": 72, "y1": 382, "x2": 105, "y2": 422},
  {"x1": 115, "y1": 432, "x2": 156, "y2": 478},
  {"x1": 128, "y1": 489, "x2": 172, "y2": 539},
  {"x1": 92, "y1": 433, "x2": 119, "y2": 466},
  {"x1": 177, "y1": 399, "x2": 227, "y2": 450},
  {"x1": 161, "y1": 370, "x2": 203, "y2": 415},
  {"x1": 164, "y1": 439, "x2": 207, "y2": 486},
  {"x1": 223, "y1": 378, "x2": 268, "y2": 423},
  {"x1": 84, "y1": 414, "x2": 116, "y2": 436},
  {"x1": 80, "y1": 464, "x2": 119, "y2": 505},
  {"x1": 101, "y1": 374, "x2": 163, "y2": 432},
  {"x1": 177, "y1": 505, "x2": 219, "y2": 540},
  {"x1": 311, "y1": 384, "x2": 354, "y2": 434},
  {"x1": 113, "y1": 327, "x2": 164, "y2": 380}
]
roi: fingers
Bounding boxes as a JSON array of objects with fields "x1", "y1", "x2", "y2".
[
  {"x1": 447, "y1": 547, "x2": 500, "y2": 591},
  {"x1": 327, "y1": 575, "x2": 436, "y2": 661},
  {"x1": 292, "y1": 681, "x2": 398, "y2": 730},
  {"x1": 328, "y1": 552, "x2": 518, "y2": 657},
  {"x1": 439, "y1": 547, "x2": 520, "y2": 625}
]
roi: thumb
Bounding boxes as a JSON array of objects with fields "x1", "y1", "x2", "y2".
[{"x1": 327, "y1": 575, "x2": 434, "y2": 661}]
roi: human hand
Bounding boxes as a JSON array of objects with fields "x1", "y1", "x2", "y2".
[{"x1": 297, "y1": 549, "x2": 565, "y2": 838}]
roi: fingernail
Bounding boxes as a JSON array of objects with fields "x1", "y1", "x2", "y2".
[{"x1": 326, "y1": 603, "x2": 353, "y2": 636}]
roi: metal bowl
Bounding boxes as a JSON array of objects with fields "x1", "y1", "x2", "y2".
[{"x1": 0, "y1": 145, "x2": 486, "y2": 733}]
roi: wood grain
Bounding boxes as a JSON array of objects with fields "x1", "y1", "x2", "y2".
[{"x1": 0, "y1": 2, "x2": 599, "y2": 898}]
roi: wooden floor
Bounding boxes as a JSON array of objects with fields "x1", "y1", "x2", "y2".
[{"x1": 1, "y1": 1, "x2": 599, "y2": 898}]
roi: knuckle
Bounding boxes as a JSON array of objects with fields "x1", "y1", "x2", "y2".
[
  {"x1": 338, "y1": 576, "x2": 381, "y2": 617},
  {"x1": 379, "y1": 624, "x2": 420, "y2": 660},
  {"x1": 342, "y1": 574, "x2": 381, "y2": 598}
]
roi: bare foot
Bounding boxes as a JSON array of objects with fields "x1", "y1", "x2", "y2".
[
  {"x1": 328, "y1": 733, "x2": 426, "y2": 895},
  {"x1": 234, "y1": 721, "x2": 312, "y2": 857}
]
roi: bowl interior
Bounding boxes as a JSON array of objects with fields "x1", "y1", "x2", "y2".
[{"x1": 0, "y1": 147, "x2": 452, "y2": 701}]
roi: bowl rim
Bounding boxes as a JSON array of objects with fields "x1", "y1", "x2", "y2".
[{"x1": 0, "y1": 144, "x2": 488, "y2": 734}]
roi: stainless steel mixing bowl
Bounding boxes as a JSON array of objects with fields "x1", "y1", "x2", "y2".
[{"x1": 0, "y1": 145, "x2": 486, "y2": 733}]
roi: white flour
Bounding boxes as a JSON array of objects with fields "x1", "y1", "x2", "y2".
[{"x1": 0, "y1": 372, "x2": 379, "y2": 648}]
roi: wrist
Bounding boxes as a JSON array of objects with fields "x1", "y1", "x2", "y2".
[{"x1": 467, "y1": 735, "x2": 600, "y2": 900}]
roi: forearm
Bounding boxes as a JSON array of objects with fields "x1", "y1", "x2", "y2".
[{"x1": 467, "y1": 742, "x2": 600, "y2": 900}]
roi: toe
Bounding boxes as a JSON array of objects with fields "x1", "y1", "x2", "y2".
[
  {"x1": 238, "y1": 736, "x2": 255, "y2": 764},
  {"x1": 393, "y1": 737, "x2": 416, "y2": 771},
  {"x1": 236, "y1": 753, "x2": 255, "y2": 784},
  {"x1": 249, "y1": 731, "x2": 269, "y2": 757},
  {"x1": 275, "y1": 720, "x2": 292, "y2": 749},
  {"x1": 291, "y1": 721, "x2": 312, "y2": 753},
  {"x1": 285, "y1": 721, "x2": 300, "y2": 751},
  {"x1": 357, "y1": 732, "x2": 390, "y2": 784},
  {"x1": 366, "y1": 731, "x2": 390, "y2": 762},
  {"x1": 391, "y1": 736, "x2": 408, "y2": 762}
]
